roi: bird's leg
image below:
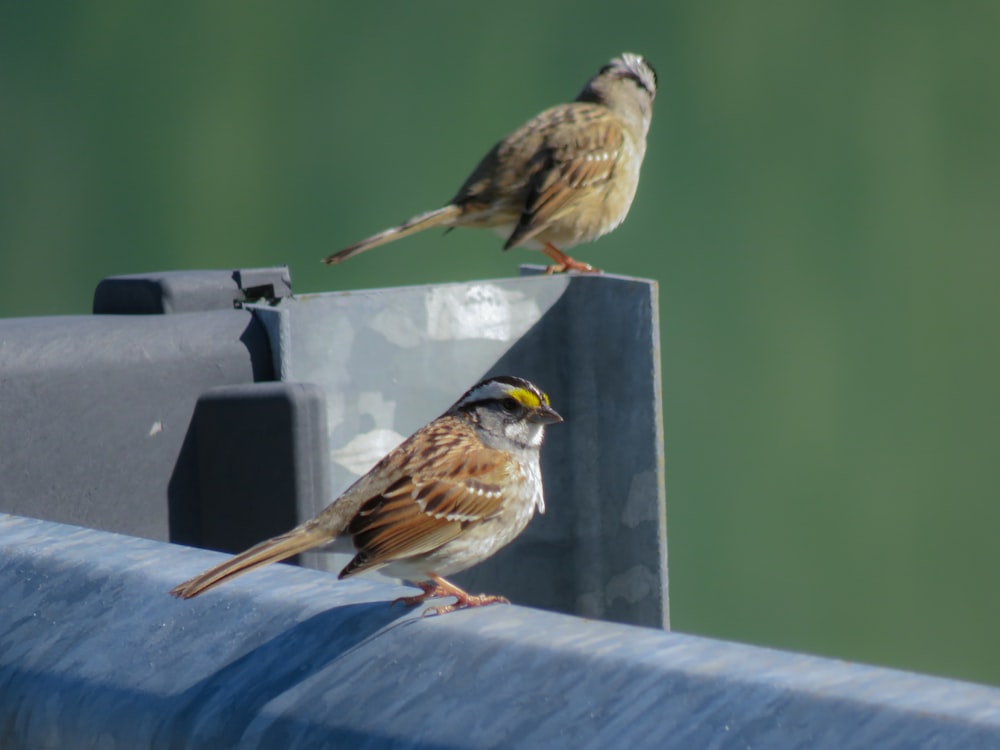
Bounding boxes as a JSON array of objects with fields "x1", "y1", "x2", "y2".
[
  {"x1": 422, "y1": 575, "x2": 510, "y2": 617},
  {"x1": 541, "y1": 242, "x2": 601, "y2": 274},
  {"x1": 391, "y1": 580, "x2": 440, "y2": 608},
  {"x1": 394, "y1": 574, "x2": 510, "y2": 616}
]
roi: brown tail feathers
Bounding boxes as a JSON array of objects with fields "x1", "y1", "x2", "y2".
[
  {"x1": 169, "y1": 525, "x2": 331, "y2": 599},
  {"x1": 322, "y1": 205, "x2": 460, "y2": 265}
]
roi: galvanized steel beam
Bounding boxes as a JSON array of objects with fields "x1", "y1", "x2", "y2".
[{"x1": 2, "y1": 513, "x2": 998, "y2": 750}]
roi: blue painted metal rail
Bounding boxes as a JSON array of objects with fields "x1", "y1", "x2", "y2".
[{"x1": 2, "y1": 512, "x2": 999, "y2": 749}]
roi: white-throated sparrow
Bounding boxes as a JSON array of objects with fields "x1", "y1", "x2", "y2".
[
  {"x1": 322, "y1": 53, "x2": 656, "y2": 273},
  {"x1": 170, "y1": 376, "x2": 562, "y2": 615}
]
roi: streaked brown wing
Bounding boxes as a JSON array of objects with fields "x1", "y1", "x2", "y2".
[
  {"x1": 339, "y1": 443, "x2": 513, "y2": 577},
  {"x1": 504, "y1": 105, "x2": 625, "y2": 249}
]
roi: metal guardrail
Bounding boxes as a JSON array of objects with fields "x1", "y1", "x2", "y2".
[
  {"x1": 3, "y1": 267, "x2": 998, "y2": 748},
  {"x1": 0, "y1": 268, "x2": 668, "y2": 629},
  {"x1": 2, "y1": 512, "x2": 999, "y2": 750}
]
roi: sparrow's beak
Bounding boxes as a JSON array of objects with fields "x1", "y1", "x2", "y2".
[{"x1": 531, "y1": 404, "x2": 563, "y2": 425}]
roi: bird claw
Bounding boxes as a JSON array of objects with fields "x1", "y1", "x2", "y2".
[
  {"x1": 421, "y1": 594, "x2": 510, "y2": 618},
  {"x1": 541, "y1": 242, "x2": 601, "y2": 274},
  {"x1": 394, "y1": 576, "x2": 510, "y2": 616},
  {"x1": 544, "y1": 260, "x2": 600, "y2": 274}
]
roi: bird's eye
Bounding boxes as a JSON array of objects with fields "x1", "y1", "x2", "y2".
[{"x1": 501, "y1": 397, "x2": 519, "y2": 413}]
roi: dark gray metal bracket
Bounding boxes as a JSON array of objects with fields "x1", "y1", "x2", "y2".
[
  {"x1": 2, "y1": 512, "x2": 998, "y2": 750},
  {"x1": 93, "y1": 265, "x2": 292, "y2": 314},
  {"x1": 186, "y1": 381, "x2": 331, "y2": 553},
  {"x1": 0, "y1": 307, "x2": 274, "y2": 540}
]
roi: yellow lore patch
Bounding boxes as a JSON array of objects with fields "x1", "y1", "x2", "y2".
[{"x1": 509, "y1": 387, "x2": 549, "y2": 409}]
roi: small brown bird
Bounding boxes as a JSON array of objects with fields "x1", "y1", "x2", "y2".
[
  {"x1": 170, "y1": 376, "x2": 562, "y2": 616},
  {"x1": 323, "y1": 53, "x2": 656, "y2": 273}
]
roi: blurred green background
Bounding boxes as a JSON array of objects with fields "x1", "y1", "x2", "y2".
[{"x1": 2, "y1": 4, "x2": 998, "y2": 685}]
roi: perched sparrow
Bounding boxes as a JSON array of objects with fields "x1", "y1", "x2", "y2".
[
  {"x1": 323, "y1": 53, "x2": 657, "y2": 273},
  {"x1": 170, "y1": 376, "x2": 562, "y2": 615}
]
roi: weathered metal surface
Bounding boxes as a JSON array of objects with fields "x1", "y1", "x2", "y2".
[{"x1": 1, "y1": 513, "x2": 998, "y2": 750}]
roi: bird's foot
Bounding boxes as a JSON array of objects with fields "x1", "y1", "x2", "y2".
[
  {"x1": 422, "y1": 592, "x2": 510, "y2": 617},
  {"x1": 392, "y1": 575, "x2": 510, "y2": 617},
  {"x1": 542, "y1": 242, "x2": 601, "y2": 274}
]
